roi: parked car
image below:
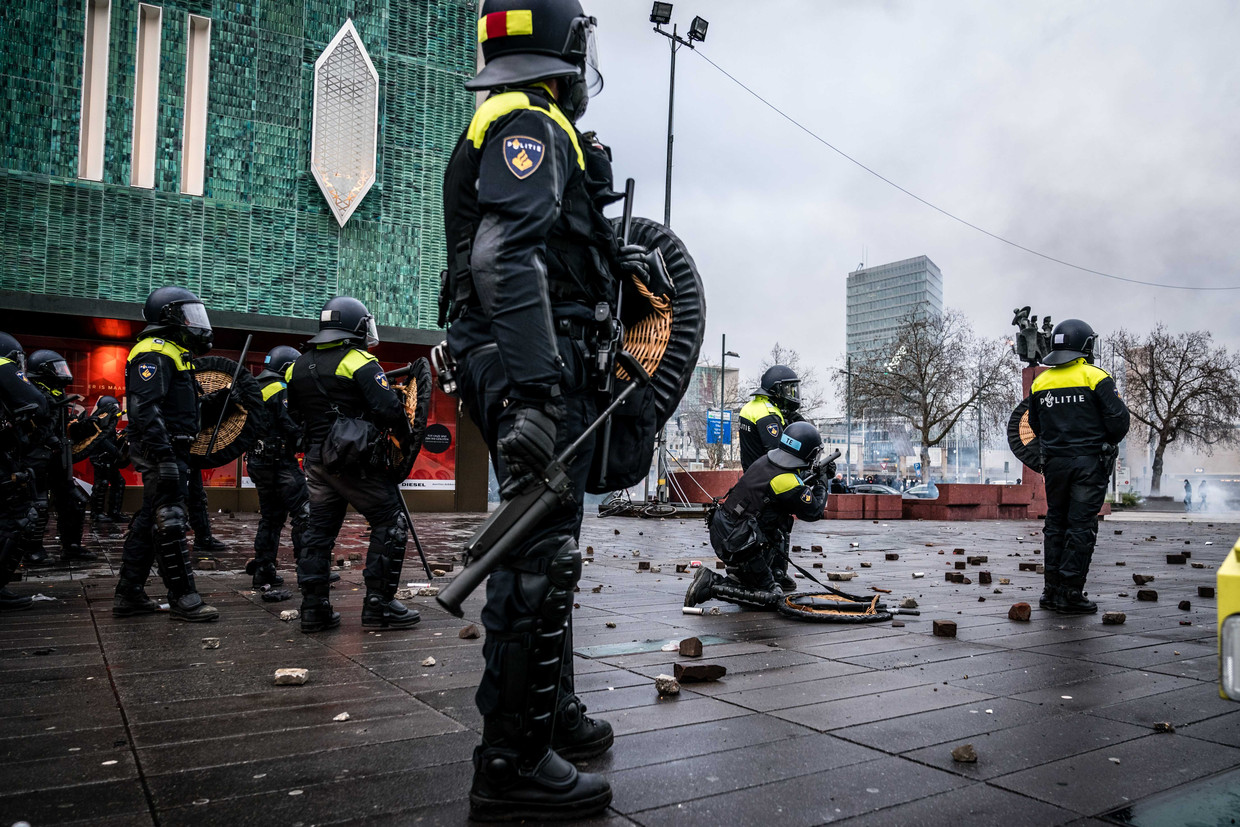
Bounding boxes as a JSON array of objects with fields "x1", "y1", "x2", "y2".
[
  {"x1": 850, "y1": 483, "x2": 902, "y2": 496},
  {"x1": 903, "y1": 483, "x2": 938, "y2": 499}
]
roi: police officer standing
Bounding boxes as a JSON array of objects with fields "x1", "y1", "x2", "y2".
[
  {"x1": 87, "y1": 395, "x2": 127, "y2": 524},
  {"x1": 686, "y1": 421, "x2": 831, "y2": 606},
  {"x1": 1029, "y1": 319, "x2": 1130, "y2": 614},
  {"x1": 738, "y1": 365, "x2": 804, "y2": 590},
  {"x1": 23, "y1": 349, "x2": 96, "y2": 564},
  {"x1": 113, "y1": 287, "x2": 219, "y2": 622},
  {"x1": 284, "y1": 297, "x2": 418, "y2": 633},
  {"x1": 246, "y1": 345, "x2": 306, "y2": 591},
  {"x1": 0, "y1": 332, "x2": 48, "y2": 610},
  {"x1": 441, "y1": 2, "x2": 673, "y2": 816}
]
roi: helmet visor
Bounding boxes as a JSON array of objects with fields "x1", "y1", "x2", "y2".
[
  {"x1": 179, "y1": 301, "x2": 212, "y2": 332},
  {"x1": 776, "y1": 380, "x2": 800, "y2": 404},
  {"x1": 564, "y1": 16, "x2": 602, "y2": 96},
  {"x1": 48, "y1": 360, "x2": 73, "y2": 382},
  {"x1": 364, "y1": 317, "x2": 380, "y2": 349}
]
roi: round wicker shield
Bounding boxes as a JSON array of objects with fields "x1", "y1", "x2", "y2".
[
  {"x1": 777, "y1": 592, "x2": 892, "y2": 623},
  {"x1": 375, "y1": 357, "x2": 433, "y2": 483},
  {"x1": 615, "y1": 217, "x2": 707, "y2": 428},
  {"x1": 188, "y1": 355, "x2": 267, "y2": 469},
  {"x1": 71, "y1": 418, "x2": 104, "y2": 463},
  {"x1": 1007, "y1": 396, "x2": 1042, "y2": 474}
]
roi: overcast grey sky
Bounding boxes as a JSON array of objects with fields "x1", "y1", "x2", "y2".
[{"x1": 577, "y1": 0, "x2": 1240, "y2": 413}]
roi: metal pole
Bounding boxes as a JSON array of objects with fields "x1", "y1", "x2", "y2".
[
  {"x1": 655, "y1": 26, "x2": 678, "y2": 502},
  {"x1": 845, "y1": 355, "x2": 852, "y2": 486},
  {"x1": 720, "y1": 334, "x2": 726, "y2": 467},
  {"x1": 977, "y1": 366, "x2": 983, "y2": 483}
]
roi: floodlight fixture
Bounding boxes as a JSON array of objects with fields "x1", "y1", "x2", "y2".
[
  {"x1": 650, "y1": 2, "x2": 673, "y2": 25},
  {"x1": 688, "y1": 15, "x2": 709, "y2": 42}
]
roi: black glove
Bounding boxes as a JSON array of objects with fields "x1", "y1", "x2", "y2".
[
  {"x1": 497, "y1": 399, "x2": 565, "y2": 498},
  {"x1": 617, "y1": 244, "x2": 674, "y2": 299},
  {"x1": 822, "y1": 460, "x2": 837, "y2": 482}
]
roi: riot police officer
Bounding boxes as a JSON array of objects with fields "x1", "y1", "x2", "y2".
[
  {"x1": 686, "y1": 421, "x2": 830, "y2": 607},
  {"x1": 87, "y1": 395, "x2": 127, "y2": 523},
  {"x1": 0, "y1": 332, "x2": 47, "y2": 610},
  {"x1": 442, "y1": 1, "x2": 660, "y2": 817},
  {"x1": 738, "y1": 365, "x2": 804, "y2": 590},
  {"x1": 285, "y1": 297, "x2": 418, "y2": 633},
  {"x1": 1029, "y1": 319, "x2": 1130, "y2": 614},
  {"x1": 113, "y1": 286, "x2": 219, "y2": 622},
  {"x1": 246, "y1": 345, "x2": 306, "y2": 590},
  {"x1": 23, "y1": 350, "x2": 96, "y2": 564}
]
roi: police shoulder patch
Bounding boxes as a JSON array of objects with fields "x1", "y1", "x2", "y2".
[
  {"x1": 376, "y1": 372, "x2": 390, "y2": 389},
  {"x1": 16, "y1": 370, "x2": 28, "y2": 383},
  {"x1": 801, "y1": 489, "x2": 813, "y2": 503},
  {"x1": 138, "y1": 363, "x2": 157, "y2": 381},
  {"x1": 766, "y1": 423, "x2": 780, "y2": 438},
  {"x1": 502, "y1": 135, "x2": 545, "y2": 179}
]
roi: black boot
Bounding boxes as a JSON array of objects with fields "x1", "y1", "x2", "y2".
[
  {"x1": 60, "y1": 544, "x2": 98, "y2": 562},
  {"x1": 1039, "y1": 584, "x2": 1061, "y2": 610},
  {"x1": 551, "y1": 695, "x2": 614, "y2": 761},
  {"x1": 22, "y1": 547, "x2": 52, "y2": 568},
  {"x1": 470, "y1": 745, "x2": 612, "y2": 822},
  {"x1": 1056, "y1": 587, "x2": 1097, "y2": 615},
  {"x1": 361, "y1": 592, "x2": 420, "y2": 629},
  {"x1": 247, "y1": 559, "x2": 285, "y2": 589},
  {"x1": 299, "y1": 585, "x2": 340, "y2": 633},
  {"x1": 168, "y1": 592, "x2": 219, "y2": 622},
  {"x1": 0, "y1": 588, "x2": 33, "y2": 611},
  {"x1": 684, "y1": 566, "x2": 721, "y2": 607},
  {"x1": 772, "y1": 560, "x2": 797, "y2": 593},
  {"x1": 113, "y1": 584, "x2": 158, "y2": 617},
  {"x1": 195, "y1": 534, "x2": 227, "y2": 552}
]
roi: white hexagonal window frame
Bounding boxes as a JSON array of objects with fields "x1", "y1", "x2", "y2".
[{"x1": 311, "y1": 19, "x2": 379, "y2": 227}]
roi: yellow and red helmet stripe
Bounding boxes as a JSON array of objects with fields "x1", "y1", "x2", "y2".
[{"x1": 478, "y1": 9, "x2": 534, "y2": 43}]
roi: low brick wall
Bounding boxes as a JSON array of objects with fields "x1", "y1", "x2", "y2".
[{"x1": 669, "y1": 470, "x2": 741, "y2": 504}]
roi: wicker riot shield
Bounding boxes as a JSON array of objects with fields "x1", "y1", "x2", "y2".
[
  {"x1": 374, "y1": 357, "x2": 433, "y2": 484},
  {"x1": 1007, "y1": 396, "x2": 1041, "y2": 474},
  {"x1": 71, "y1": 418, "x2": 105, "y2": 463},
  {"x1": 188, "y1": 355, "x2": 267, "y2": 469}
]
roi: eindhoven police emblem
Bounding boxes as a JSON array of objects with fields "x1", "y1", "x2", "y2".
[
  {"x1": 766, "y1": 423, "x2": 780, "y2": 438},
  {"x1": 503, "y1": 136, "x2": 545, "y2": 179},
  {"x1": 138, "y1": 363, "x2": 157, "y2": 381}
]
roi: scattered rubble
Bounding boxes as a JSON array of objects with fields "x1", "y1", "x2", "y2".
[
  {"x1": 900, "y1": 598, "x2": 918, "y2": 609},
  {"x1": 1199, "y1": 586, "x2": 1216, "y2": 598},
  {"x1": 674, "y1": 662, "x2": 726, "y2": 682},
  {"x1": 1132, "y1": 574, "x2": 1154, "y2": 585},
  {"x1": 421, "y1": 657, "x2": 436, "y2": 667},
  {"x1": 679, "y1": 637, "x2": 703, "y2": 657},
  {"x1": 333, "y1": 712, "x2": 350, "y2": 722},
  {"x1": 274, "y1": 668, "x2": 308, "y2": 686},
  {"x1": 932, "y1": 620, "x2": 957, "y2": 638},
  {"x1": 1154, "y1": 722, "x2": 1175, "y2": 733},
  {"x1": 1102, "y1": 612, "x2": 1126, "y2": 626},
  {"x1": 1137, "y1": 590, "x2": 1158, "y2": 602},
  {"x1": 1178, "y1": 600, "x2": 1191, "y2": 611},
  {"x1": 654, "y1": 674, "x2": 681, "y2": 695},
  {"x1": 459, "y1": 624, "x2": 481, "y2": 640},
  {"x1": 279, "y1": 610, "x2": 299, "y2": 622},
  {"x1": 950, "y1": 744, "x2": 977, "y2": 763},
  {"x1": 201, "y1": 638, "x2": 220, "y2": 650},
  {"x1": 1008, "y1": 603, "x2": 1032, "y2": 622}
]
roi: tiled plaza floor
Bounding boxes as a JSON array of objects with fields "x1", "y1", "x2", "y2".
[{"x1": 3, "y1": 509, "x2": 1237, "y2": 825}]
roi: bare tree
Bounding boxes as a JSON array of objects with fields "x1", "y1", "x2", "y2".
[
  {"x1": 840, "y1": 309, "x2": 1018, "y2": 473},
  {"x1": 674, "y1": 362, "x2": 743, "y2": 468},
  {"x1": 1109, "y1": 325, "x2": 1240, "y2": 495},
  {"x1": 741, "y1": 343, "x2": 828, "y2": 419}
]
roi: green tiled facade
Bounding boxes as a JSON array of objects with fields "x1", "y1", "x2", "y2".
[{"x1": 0, "y1": 0, "x2": 477, "y2": 329}]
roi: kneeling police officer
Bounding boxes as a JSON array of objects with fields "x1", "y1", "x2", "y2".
[
  {"x1": 687, "y1": 421, "x2": 830, "y2": 607},
  {"x1": 1030, "y1": 318, "x2": 1130, "y2": 614},
  {"x1": 114, "y1": 287, "x2": 219, "y2": 622},
  {"x1": 285, "y1": 297, "x2": 418, "y2": 633}
]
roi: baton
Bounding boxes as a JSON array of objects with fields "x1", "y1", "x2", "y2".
[
  {"x1": 204, "y1": 334, "x2": 252, "y2": 459},
  {"x1": 395, "y1": 490, "x2": 434, "y2": 579},
  {"x1": 594, "y1": 177, "x2": 637, "y2": 492},
  {"x1": 384, "y1": 363, "x2": 413, "y2": 381},
  {"x1": 437, "y1": 352, "x2": 651, "y2": 618}
]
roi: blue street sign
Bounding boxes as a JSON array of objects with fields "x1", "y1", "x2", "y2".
[
  {"x1": 707, "y1": 410, "x2": 732, "y2": 445},
  {"x1": 914, "y1": 462, "x2": 922, "y2": 471}
]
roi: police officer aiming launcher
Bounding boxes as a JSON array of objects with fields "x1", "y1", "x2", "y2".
[
  {"x1": 113, "y1": 287, "x2": 219, "y2": 622},
  {"x1": 284, "y1": 296, "x2": 419, "y2": 633},
  {"x1": 1030, "y1": 318, "x2": 1130, "y2": 614}
]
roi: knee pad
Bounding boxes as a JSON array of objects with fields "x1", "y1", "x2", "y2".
[
  {"x1": 374, "y1": 522, "x2": 407, "y2": 550},
  {"x1": 292, "y1": 499, "x2": 311, "y2": 531},
  {"x1": 154, "y1": 504, "x2": 188, "y2": 540}
]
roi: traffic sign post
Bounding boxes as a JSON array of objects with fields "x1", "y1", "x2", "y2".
[{"x1": 706, "y1": 410, "x2": 732, "y2": 445}]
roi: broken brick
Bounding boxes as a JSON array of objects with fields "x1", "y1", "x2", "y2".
[
  {"x1": 932, "y1": 620, "x2": 957, "y2": 638},
  {"x1": 1008, "y1": 603, "x2": 1032, "y2": 622}
]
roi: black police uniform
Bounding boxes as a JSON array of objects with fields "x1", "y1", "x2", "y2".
[
  {"x1": 247, "y1": 368, "x2": 308, "y2": 584},
  {"x1": 738, "y1": 394, "x2": 800, "y2": 471},
  {"x1": 709, "y1": 454, "x2": 827, "y2": 593},
  {"x1": 1, "y1": 356, "x2": 48, "y2": 607},
  {"x1": 115, "y1": 336, "x2": 216, "y2": 619},
  {"x1": 21, "y1": 380, "x2": 90, "y2": 562},
  {"x1": 443, "y1": 86, "x2": 617, "y2": 764},
  {"x1": 87, "y1": 408, "x2": 127, "y2": 522},
  {"x1": 285, "y1": 342, "x2": 414, "y2": 628},
  {"x1": 1029, "y1": 358, "x2": 1129, "y2": 601}
]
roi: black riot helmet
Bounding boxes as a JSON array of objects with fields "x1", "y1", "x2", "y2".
[
  {"x1": 0, "y1": 331, "x2": 24, "y2": 370},
  {"x1": 142, "y1": 286, "x2": 214, "y2": 356},
  {"x1": 27, "y1": 349, "x2": 74, "y2": 389},
  {"x1": 758, "y1": 364, "x2": 801, "y2": 413},
  {"x1": 767, "y1": 421, "x2": 823, "y2": 470},
  {"x1": 1042, "y1": 319, "x2": 1096, "y2": 366},
  {"x1": 263, "y1": 345, "x2": 301, "y2": 375},
  {"x1": 309, "y1": 297, "x2": 379, "y2": 348},
  {"x1": 93, "y1": 395, "x2": 121, "y2": 415},
  {"x1": 467, "y1": 0, "x2": 602, "y2": 121}
]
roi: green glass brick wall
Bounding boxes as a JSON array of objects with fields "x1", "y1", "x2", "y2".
[{"x1": 0, "y1": 0, "x2": 477, "y2": 330}]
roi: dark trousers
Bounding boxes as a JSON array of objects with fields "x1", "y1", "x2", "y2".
[
  {"x1": 298, "y1": 460, "x2": 404, "y2": 591},
  {"x1": 119, "y1": 456, "x2": 194, "y2": 594},
  {"x1": 21, "y1": 453, "x2": 84, "y2": 554},
  {"x1": 188, "y1": 471, "x2": 211, "y2": 538},
  {"x1": 457, "y1": 337, "x2": 596, "y2": 719},
  {"x1": 1042, "y1": 454, "x2": 1109, "y2": 588},
  {"x1": 250, "y1": 455, "x2": 309, "y2": 563},
  {"x1": 0, "y1": 463, "x2": 37, "y2": 587}
]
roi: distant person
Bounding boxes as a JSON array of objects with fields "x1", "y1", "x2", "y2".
[
  {"x1": 1184, "y1": 479, "x2": 1193, "y2": 512},
  {"x1": 1029, "y1": 319, "x2": 1130, "y2": 615},
  {"x1": 829, "y1": 473, "x2": 849, "y2": 494},
  {"x1": 1198, "y1": 480, "x2": 1208, "y2": 512}
]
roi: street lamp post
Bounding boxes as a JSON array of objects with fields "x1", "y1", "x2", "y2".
[
  {"x1": 720, "y1": 334, "x2": 739, "y2": 465},
  {"x1": 650, "y1": 3, "x2": 708, "y2": 501}
]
